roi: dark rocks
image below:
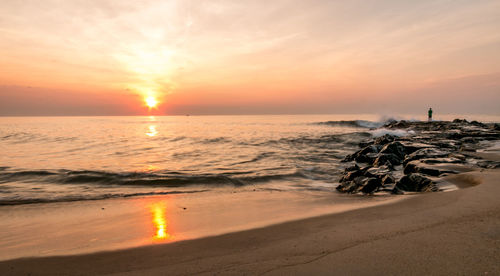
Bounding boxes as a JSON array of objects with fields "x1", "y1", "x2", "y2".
[
  {"x1": 420, "y1": 157, "x2": 464, "y2": 164},
  {"x1": 337, "y1": 165, "x2": 388, "y2": 194},
  {"x1": 340, "y1": 169, "x2": 363, "y2": 182},
  {"x1": 403, "y1": 148, "x2": 450, "y2": 166},
  {"x1": 336, "y1": 175, "x2": 383, "y2": 194},
  {"x1": 398, "y1": 141, "x2": 435, "y2": 154},
  {"x1": 476, "y1": 161, "x2": 500, "y2": 169},
  {"x1": 453, "y1": 119, "x2": 468, "y2": 124},
  {"x1": 379, "y1": 141, "x2": 406, "y2": 163},
  {"x1": 384, "y1": 120, "x2": 410, "y2": 129},
  {"x1": 470, "y1": 120, "x2": 487, "y2": 128},
  {"x1": 373, "y1": 153, "x2": 400, "y2": 167},
  {"x1": 343, "y1": 145, "x2": 380, "y2": 163},
  {"x1": 365, "y1": 166, "x2": 391, "y2": 178},
  {"x1": 381, "y1": 174, "x2": 395, "y2": 184},
  {"x1": 403, "y1": 161, "x2": 452, "y2": 176},
  {"x1": 360, "y1": 177, "x2": 382, "y2": 194},
  {"x1": 336, "y1": 119, "x2": 500, "y2": 195},
  {"x1": 394, "y1": 173, "x2": 436, "y2": 192},
  {"x1": 374, "y1": 134, "x2": 395, "y2": 145}
]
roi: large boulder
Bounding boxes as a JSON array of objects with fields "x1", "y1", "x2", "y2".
[
  {"x1": 379, "y1": 141, "x2": 406, "y2": 160},
  {"x1": 360, "y1": 177, "x2": 382, "y2": 194},
  {"x1": 343, "y1": 145, "x2": 380, "y2": 163},
  {"x1": 373, "y1": 153, "x2": 401, "y2": 167},
  {"x1": 393, "y1": 173, "x2": 436, "y2": 192}
]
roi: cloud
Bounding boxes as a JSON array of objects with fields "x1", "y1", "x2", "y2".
[{"x1": 0, "y1": 0, "x2": 499, "y2": 115}]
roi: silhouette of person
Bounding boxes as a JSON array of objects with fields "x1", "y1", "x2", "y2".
[{"x1": 428, "y1": 108, "x2": 433, "y2": 122}]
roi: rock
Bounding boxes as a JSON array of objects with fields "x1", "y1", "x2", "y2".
[
  {"x1": 398, "y1": 142, "x2": 435, "y2": 154},
  {"x1": 403, "y1": 162, "x2": 444, "y2": 176},
  {"x1": 452, "y1": 119, "x2": 468, "y2": 124},
  {"x1": 379, "y1": 141, "x2": 406, "y2": 161},
  {"x1": 429, "y1": 139, "x2": 461, "y2": 149},
  {"x1": 373, "y1": 134, "x2": 395, "y2": 145},
  {"x1": 344, "y1": 145, "x2": 380, "y2": 163},
  {"x1": 459, "y1": 145, "x2": 477, "y2": 152},
  {"x1": 344, "y1": 163, "x2": 360, "y2": 172},
  {"x1": 365, "y1": 166, "x2": 391, "y2": 178},
  {"x1": 470, "y1": 120, "x2": 487, "y2": 128},
  {"x1": 381, "y1": 174, "x2": 395, "y2": 184},
  {"x1": 336, "y1": 179, "x2": 357, "y2": 193},
  {"x1": 338, "y1": 119, "x2": 499, "y2": 195},
  {"x1": 403, "y1": 162, "x2": 417, "y2": 175},
  {"x1": 336, "y1": 176, "x2": 382, "y2": 194},
  {"x1": 394, "y1": 173, "x2": 436, "y2": 192},
  {"x1": 476, "y1": 161, "x2": 500, "y2": 169},
  {"x1": 360, "y1": 177, "x2": 382, "y2": 194},
  {"x1": 420, "y1": 157, "x2": 464, "y2": 164},
  {"x1": 461, "y1": 137, "x2": 478, "y2": 144},
  {"x1": 385, "y1": 120, "x2": 410, "y2": 129},
  {"x1": 373, "y1": 153, "x2": 401, "y2": 167},
  {"x1": 358, "y1": 141, "x2": 373, "y2": 148},
  {"x1": 336, "y1": 176, "x2": 365, "y2": 193},
  {"x1": 340, "y1": 169, "x2": 363, "y2": 182},
  {"x1": 403, "y1": 148, "x2": 450, "y2": 166}
]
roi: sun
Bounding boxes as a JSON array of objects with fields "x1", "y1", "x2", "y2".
[{"x1": 145, "y1": 96, "x2": 158, "y2": 109}]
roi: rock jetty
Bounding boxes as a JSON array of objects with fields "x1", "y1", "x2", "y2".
[{"x1": 336, "y1": 119, "x2": 500, "y2": 194}]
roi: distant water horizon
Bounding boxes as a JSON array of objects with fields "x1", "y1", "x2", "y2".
[
  {"x1": 1, "y1": 114, "x2": 498, "y2": 205},
  {"x1": 1, "y1": 113, "x2": 499, "y2": 121}
]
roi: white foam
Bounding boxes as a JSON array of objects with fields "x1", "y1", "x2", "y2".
[{"x1": 370, "y1": 128, "x2": 415, "y2": 137}]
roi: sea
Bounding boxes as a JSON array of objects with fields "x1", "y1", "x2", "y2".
[{"x1": 1, "y1": 114, "x2": 498, "y2": 206}]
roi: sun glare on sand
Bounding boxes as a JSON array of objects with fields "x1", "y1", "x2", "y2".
[{"x1": 145, "y1": 96, "x2": 158, "y2": 109}]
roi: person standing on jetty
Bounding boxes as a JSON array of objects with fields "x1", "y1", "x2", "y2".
[{"x1": 428, "y1": 108, "x2": 433, "y2": 121}]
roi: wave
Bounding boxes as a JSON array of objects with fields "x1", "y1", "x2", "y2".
[
  {"x1": 240, "y1": 132, "x2": 371, "y2": 148},
  {"x1": 370, "y1": 128, "x2": 415, "y2": 137},
  {"x1": 0, "y1": 169, "x2": 306, "y2": 188},
  {"x1": 314, "y1": 120, "x2": 384, "y2": 129},
  {"x1": 0, "y1": 189, "x2": 209, "y2": 206}
]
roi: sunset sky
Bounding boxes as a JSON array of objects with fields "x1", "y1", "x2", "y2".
[{"x1": 1, "y1": 0, "x2": 499, "y2": 115}]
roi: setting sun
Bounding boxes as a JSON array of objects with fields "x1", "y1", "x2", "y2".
[{"x1": 145, "y1": 96, "x2": 158, "y2": 109}]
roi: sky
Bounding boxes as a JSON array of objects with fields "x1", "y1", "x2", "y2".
[{"x1": 0, "y1": 0, "x2": 499, "y2": 116}]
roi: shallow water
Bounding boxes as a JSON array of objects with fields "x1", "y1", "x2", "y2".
[{"x1": 0, "y1": 115, "x2": 385, "y2": 204}]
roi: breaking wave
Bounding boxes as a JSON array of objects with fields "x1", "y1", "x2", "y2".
[
  {"x1": 315, "y1": 120, "x2": 384, "y2": 129},
  {"x1": 0, "y1": 169, "x2": 306, "y2": 188}
]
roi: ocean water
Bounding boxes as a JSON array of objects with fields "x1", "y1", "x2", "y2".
[
  {"x1": 0, "y1": 115, "x2": 384, "y2": 205},
  {"x1": 0, "y1": 114, "x2": 497, "y2": 205}
]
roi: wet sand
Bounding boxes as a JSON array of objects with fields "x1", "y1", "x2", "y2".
[
  {"x1": 0, "y1": 185, "x2": 401, "y2": 261},
  {"x1": 0, "y1": 169, "x2": 499, "y2": 275}
]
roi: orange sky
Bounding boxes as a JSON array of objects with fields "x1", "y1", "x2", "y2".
[{"x1": 1, "y1": 0, "x2": 499, "y2": 115}]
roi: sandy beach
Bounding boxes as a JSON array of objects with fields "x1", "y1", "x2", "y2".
[{"x1": 0, "y1": 169, "x2": 498, "y2": 275}]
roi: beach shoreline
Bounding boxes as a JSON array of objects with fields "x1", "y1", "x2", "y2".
[
  {"x1": 0, "y1": 184, "x2": 404, "y2": 261},
  {"x1": 0, "y1": 168, "x2": 498, "y2": 275}
]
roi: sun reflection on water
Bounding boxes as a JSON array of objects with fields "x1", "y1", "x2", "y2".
[
  {"x1": 146, "y1": 125, "x2": 158, "y2": 137},
  {"x1": 150, "y1": 201, "x2": 170, "y2": 240}
]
